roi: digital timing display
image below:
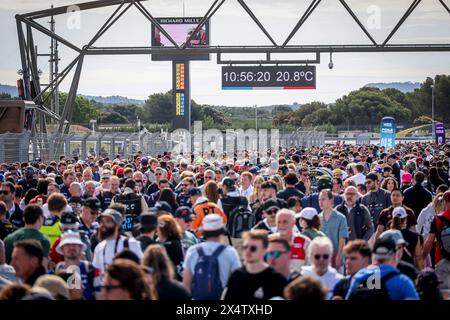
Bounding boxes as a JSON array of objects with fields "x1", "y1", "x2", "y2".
[{"x1": 222, "y1": 65, "x2": 316, "y2": 90}]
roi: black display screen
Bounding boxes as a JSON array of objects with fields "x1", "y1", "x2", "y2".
[{"x1": 222, "y1": 65, "x2": 316, "y2": 90}]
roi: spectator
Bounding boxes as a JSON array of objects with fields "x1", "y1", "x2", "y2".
[
  {"x1": 403, "y1": 171, "x2": 433, "y2": 218},
  {"x1": 55, "y1": 230, "x2": 100, "y2": 300},
  {"x1": 92, "y1": 209, "x2": 143, "y2": 274},
  {"x1": 423, "y1": 191, "x2": 450, "y2": 289},
  {"x1": 141, "y1": 244, "x2": 190, "y2": 300},
  {"x1": 298, "y1": 207, "x2": 325, "y2": 240},
  {"x1": 266, "y1": 237, "x2": 300, "y2": 282},
  {"x1": 182, "y1": 214, "x2": 241, "y2": 300},
  {"x1": 100, "y1": 259, "x2": 152, "y2": 300},
  {"x1": 332, "y1": 240, "x2": 371, "y2": 300},
  {"x1": 301, "y1": 236, "x2": 343, "y2": 299},
  {"x1": 361, "y1": 172, "x2": 391, "y2": 226},
  {"x1": 223, "y1": 230, "x2": 287, "y2": 300},
  {"x1": 319, "y1": 189, "x2": 348, "y2": 270},
  {"x1": 284, "y1": 276, "x2": 327, "y2": 300},
  {"x1": 135, "y1": 212, "x2": 159, "y2": 252},
  {"x1": 374, "y1": 189, "x2": 417, "y2": 241},
  {"x1": 11, "y1": 240, "x2": 45, "y2": 286},
  {"x1": 335, "y1": 186, "x2": 374, "y2": 241},
  {"x1": 0, "y1": 182, "x2": 24, "y2": 229},
  {"x1": 156, "y1": 214, "x2": 184, "y2": 272},
  {"x1": 4, "y1": 205, "x2": 49, "y2": 265},
  {"x1": 270, "y1": 209, "x2": 310, "y2": 272},
  {"x1": 345, "y1": 234, "x2": 419, "y2": 300}
]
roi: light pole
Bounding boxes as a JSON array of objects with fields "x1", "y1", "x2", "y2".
[
  {"x1": 255, "y1": 104, "x2": 258, "y2": 155},
  {"x1": 431, "y1": 84, "x2": 435, "y2": 141},
  {"x1": 90, "y1": 119, "x2": 97, "y2": 137},
  {"x1": 137, "y1": 117, "x2": 141, "y2": 152}
]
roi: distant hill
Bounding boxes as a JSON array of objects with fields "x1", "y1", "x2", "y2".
[
  {"x1": 0, "y1": 84, "x2": 18, "y2": 97},
  {"x1": 81, "y1": 95, "x2": 145, "y2": 106},
  {"x1": 364, "y1": 81, "x2": 421, "y2": 93}
]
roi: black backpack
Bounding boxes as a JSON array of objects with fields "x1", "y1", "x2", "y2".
[
  {"x1": 347, "y1": 270, "x2": 399, "y2": 301},
  {"x1": 227, "y1": 205, "x2": 256, "y2": 238},
  {"x1": 437, "y1": 216, "x2": 450, "y2": 260},
  {"x1": 221, "y1": 196, "x2": 247, "y2": 217}
]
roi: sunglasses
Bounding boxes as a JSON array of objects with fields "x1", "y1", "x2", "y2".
[
  {"x1": 155, "y1": 173, "x2": 162, "y2": 176},
  {"x1": 90, "y1": 209, "x2": 99, "y2": 216},
  {"x1": 314, "y1": 254, "x2": 330, "y2": 260},
  {"x1": 0, "y1": 191, "x2": 10, "y2": 195},
  {"x1": 242, "y1": 245, "x2": 258, "y2": 253},
  {"x1": 205, "y1": 176, "x2": 213, "y2": 180},
  {"x1": 135, "y1": 180, "x2": 142, "y2": 183},
  {"x1": 100, "y1": 284, "x2": 123, "y2": 292},
  {"x1": 265, "y1": 251, "x2": 288, "y2": 259},
  {"x1": 266, "y1": 209, "x2": 278, "y2": 215},
  {"x1": 101, "y1": 176, "x2": 110, "y2": 180}
]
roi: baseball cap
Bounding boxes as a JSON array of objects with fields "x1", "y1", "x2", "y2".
[
  {"x1": 189, "y1": 188, "x2": 202, "y2": 197},
  {"x1": 202, "y1": 214, "x2": 226, "y2": 237},
  {"x1": 135, "y1": 212, "x2": 158, "y2": 231},
  {"x1": 221, "y1": 177, "x2": 235, "y2": 188},
  {"x1": 317, "y1": 176, "x2": 332, "y2": 191},
  {"x1": 299, "y1": 207, "x2": 318, "y2": 220},
  {"x1": 373, "y1": 237, "x2": 397, "y2": 257},
  {"x1": 263, "y1": 199, "x2": 280, "y2": 212},
  {"x1": 116, "y1": 167, "x2": 124, "y2": 176},
  {"x1": 174, "y1": 206, "x2": 195, "y2": 222},
  {"x1": 401, "y1": 172, "x2": 412, "y2": 183},
  {"x1": 99, "y1": 208, "x2": 122, "y2": 225},
  {"x1": 416, "y1": 157, "x2": 423, "y2": 162},
  {"x1": 56, "y1": 230, "x2": 87, "y2": 254},
  {"x1": 380, "y1": 229, "x2": 407, "y2": 246},
  {"x1": 60, "y1": 212, "x2": 79, "y2": 229},
  {"x1": 249, "y1": 166, "x2": 260, "y2": 174},
  {"x1": 154, "y1": 201, "x2": 172, "y2": 214},
  {"x1": 392, "y1": 207, "x2": 408, "y2": 219},
  {"x1": 83, "y1": 197, "x2": 101, "y2": 211}
]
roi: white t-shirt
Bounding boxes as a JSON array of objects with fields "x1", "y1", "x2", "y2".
[
  {"x1": 93, "y1": 236, "x2": 144, "y2": 274},
  {"x1": 351, "y1": 173, "x2": 366, "y2": 186},
  {"x1": 239, "y1": 185, "x2": 254, "y2": 201},
  {"x1": 183, "y1": 241, "x2": 241, "y2": 289},
  {"x1": 300, "y1": 266, "x2": 344, "y2": 300}
]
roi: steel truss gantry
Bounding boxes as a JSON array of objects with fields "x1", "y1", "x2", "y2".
[{"x1": 15, "y1": 0, "x2": 450, "y2": 159}]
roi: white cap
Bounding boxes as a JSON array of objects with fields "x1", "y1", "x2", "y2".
[
  {"x1": 56, "y1": 230, "x2": 86, "y2": 255},
  {"x1": 299, "y1": 207, "x2": 318, "y2": 220},
  {"x1": 202, "y1": 213, "x2": 225, "y2": 232},
  {"x1": 392, "y1": 207, "x2": 407, "y2": 219}
]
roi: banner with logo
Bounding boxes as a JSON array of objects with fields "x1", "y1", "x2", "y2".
[
  {"x1": 380, "y1": 117, "x2": 396, "y2": 150},
  {"x1": 435, "y1": 122, "x2": 446, "y2": 145}
]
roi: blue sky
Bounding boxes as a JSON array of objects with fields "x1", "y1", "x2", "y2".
[{"x1": 1, "y1": 0, "x2": 449, "y2": 106}]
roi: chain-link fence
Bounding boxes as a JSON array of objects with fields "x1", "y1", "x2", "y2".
[{"x1": 0, "y1": 128, "x2": 440, "y2": 163}]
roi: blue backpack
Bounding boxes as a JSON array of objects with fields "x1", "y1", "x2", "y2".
[{"x1": 191, "y1": 244, "x2": 226, "y2": 300}]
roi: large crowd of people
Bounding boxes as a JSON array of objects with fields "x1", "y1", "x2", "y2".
[{"x1": 0, "y1": 141, "x2": 449, "y2": 300}]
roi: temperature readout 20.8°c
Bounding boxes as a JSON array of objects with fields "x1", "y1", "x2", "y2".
[{"x1": 222, "y1": 65, "x2": 316, "y2": 90}]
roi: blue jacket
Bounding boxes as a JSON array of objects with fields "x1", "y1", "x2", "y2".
[{"x1": 344, "y1": 264, "x2": 419, "y2": 300}]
